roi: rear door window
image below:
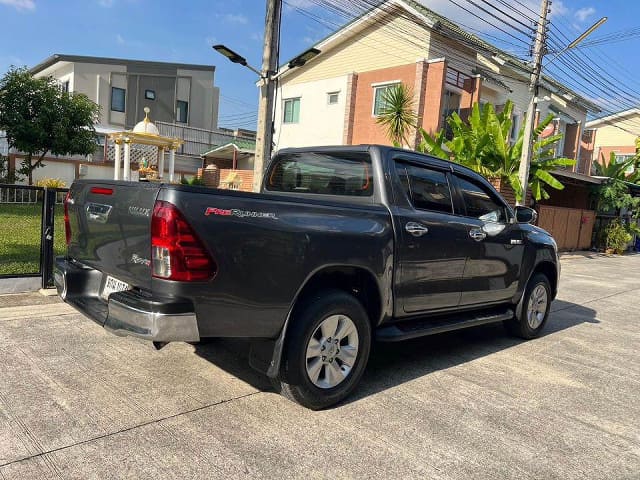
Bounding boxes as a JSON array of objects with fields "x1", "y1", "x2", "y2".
[
  {"x1": 395, "y1": 161, "x2": 454, "y2": 214},
  {"x1": 266, "y1": 152, "x2": 373, "y2": 197}
]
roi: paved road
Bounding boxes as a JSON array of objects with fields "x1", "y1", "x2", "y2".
[{"x1": 0, "y1": 254, "x2": 638, "y2": 479}]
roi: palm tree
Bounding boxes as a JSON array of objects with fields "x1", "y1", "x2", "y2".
[{"x1": 375, "y1": 83, "x2": 417, "y2": 147}]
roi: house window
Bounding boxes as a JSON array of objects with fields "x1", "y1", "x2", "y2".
[
  {"x1": 372, "y1": 83, "x2": 398, "y2": 116},
  {"x1": 145, "y1": 89, "x2": 156, "y2": 100},
  {"x1": 283, "y1": 98, "x2": 300, "y2": 123},
  {"x1": 442, "y1": 90, "x2": 461, "y2": 140},
  {"x1": 327, "y1": 92, "x2": 339, "y2": 105},
  {"x1": 62, "y1": 81, "x2": 70, "y2": 93},
  {"x1": 176, "y1": 100, "x2": 188, "y2": 123},
  {"x1": 510, "y1": 114, "x2": 520, "y2": 142},
  {"x1": 111, "y1": 87, "x2": 126, "y2": 112}
]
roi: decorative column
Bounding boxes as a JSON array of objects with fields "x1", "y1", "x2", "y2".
[
  {"x1": 158, "y1": 147, "x2": 165, "y2": 179},
  {"x1": 114, "y1": 140, "x2": 121, "y2": 180},
  {"x1": 168, "y1": 147, "x2": 176, "y2": 182},
  {"x1": 123, "y1": 138, "x2": 131, "y2": 181}
]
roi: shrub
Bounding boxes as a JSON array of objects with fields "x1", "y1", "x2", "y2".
[
  {"x1": 35, "y1": 178, "x2": 66, "y2": 188},
  {"x1": 605, "y1": 219, "x2": 632, "y2": 254}
]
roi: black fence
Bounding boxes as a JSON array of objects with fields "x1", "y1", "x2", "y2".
[{"x1": 0, "y1": 184, "x2": 68, "y2": 288}]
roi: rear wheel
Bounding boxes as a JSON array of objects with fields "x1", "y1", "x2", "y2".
[
  {"x1": 505, "y1": 273, "x2": 551, "y2": 339},
  {"x1": 274, "y1": 290, "x2": 371, "y2": 410}
]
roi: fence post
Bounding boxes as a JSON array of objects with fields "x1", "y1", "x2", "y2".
[{"x1": 40, "y1": 188, "x2": 56, "y2": 289}]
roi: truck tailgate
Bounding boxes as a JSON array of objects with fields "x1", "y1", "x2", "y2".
[{"x1": 66, "y1": 180, "x2": 160, "y2": 292}]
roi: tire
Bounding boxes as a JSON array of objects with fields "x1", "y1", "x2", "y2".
[
  {"x1": 274, "y1": 289, "x2": 372, "y2": 410},
  {"x1": 505, "y1": 273, "x2": 551, "y2": 339}
]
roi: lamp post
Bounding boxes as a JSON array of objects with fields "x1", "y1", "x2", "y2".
[
  {"x1": 212, "y1": 0, "x2": 320, "y2": 192},
  {"x1": 517, "y1": 12, "x2": 607, "y2": 206}
]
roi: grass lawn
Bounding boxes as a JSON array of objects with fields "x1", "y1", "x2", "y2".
[{"x1": 0, "y1": 203, "x2": 66, "y2": 275}]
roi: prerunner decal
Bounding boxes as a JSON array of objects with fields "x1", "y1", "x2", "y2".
[{"x1": 205, "y1": 207, "x2": 277, "y2": 220}]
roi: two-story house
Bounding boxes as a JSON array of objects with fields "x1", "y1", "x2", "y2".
[
  {"x1": 6, "y1": 54, "x2": 223, "y2": 184},
  {"x1": 583, "y1": 108, "x2": 640, "y2": 174},
  {"x1": 274, "y1": 0, "x2": 598, "y2": 168},
  {"x1": 31, "y1": 54, "x2": 220, "y2": 132}
]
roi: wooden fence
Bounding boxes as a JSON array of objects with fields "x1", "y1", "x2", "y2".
[{"x1": 537, "y1": 205, "x2": 595, "y2": 251}]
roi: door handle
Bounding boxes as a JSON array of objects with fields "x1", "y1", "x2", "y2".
[
  {"x1": 405, "y1": 222, "x2": 429, "y2": 237},
  {"x1": 469, "y1": 228, "x2": 487, "y2": 242}
]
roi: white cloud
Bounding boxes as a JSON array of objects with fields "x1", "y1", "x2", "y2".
[
  {"x1": 217, "y1": 13, "x2": 249, "y2": 25},
  {"x1": 575, "y1": 7, "x2": 596, "y2": 22},
  {"x1": 0, "y1": 0, "x2": 35, "y2": 11},
  {"x1": 116, "y1": 33, "x2": 125, "y2": 45},
  {"x1": 205, "y1": 36, "x2": 217, "y2": 46}
]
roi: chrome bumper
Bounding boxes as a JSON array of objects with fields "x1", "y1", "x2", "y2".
[
  {"x1": 54, "y1": 257, "x2": 200, "y2": 343},
  {"x1": 105, "y1": 298, "x2": 199, "y2": 342}
]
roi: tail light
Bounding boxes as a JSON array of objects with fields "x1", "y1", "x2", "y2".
[
  {"x1": 64, "y1": 191, "x2": 72, "y2": 246},
  {"x1": 151, "y1": 201, "x2": 216, "y2": 281}
]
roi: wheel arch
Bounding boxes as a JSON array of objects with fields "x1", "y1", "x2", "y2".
[{"x1": 265, "y1": 265, "x2": 384, "y2": 380}]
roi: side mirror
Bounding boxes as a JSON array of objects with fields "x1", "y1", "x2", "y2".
[{"x1": 515, "y1": 206, "x2": 537, "y2": 224}]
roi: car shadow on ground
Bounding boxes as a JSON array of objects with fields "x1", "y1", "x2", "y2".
[{"x1": 191, "y1": 300, "x2": 598, "y2": 407}]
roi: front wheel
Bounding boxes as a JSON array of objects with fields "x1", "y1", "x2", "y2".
[
  {"x1": 274, "y1": 290, "x2": 371, "y2": 410},
  {"x1": 505, "y1": 273, "x2": 551, "y2": 339}
]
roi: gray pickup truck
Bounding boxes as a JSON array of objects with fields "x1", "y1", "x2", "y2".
[{"x1": 55, "y1": 145, "x2": 559, "y2": 409}]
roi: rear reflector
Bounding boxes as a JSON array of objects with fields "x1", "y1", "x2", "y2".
[
  {"x1": 90, "y1": 187, "x2": 113, "y2": 195},
  {"x1": 151, "y1": 201, "x2": 216, "y2": 282}
]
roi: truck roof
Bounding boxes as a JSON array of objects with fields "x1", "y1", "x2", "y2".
[{"x1": 275, "y1": 144, "x2": 485, "y2": 182}]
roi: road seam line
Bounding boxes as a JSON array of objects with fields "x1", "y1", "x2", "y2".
[{"x1": 0, "y1": 391, "x2": 261, "y2": 469}]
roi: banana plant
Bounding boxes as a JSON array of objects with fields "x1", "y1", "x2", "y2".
[{"x1": 417, "y1": 100, "x2": 574, "y2": 202}]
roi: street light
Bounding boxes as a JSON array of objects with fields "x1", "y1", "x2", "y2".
[
  {"x1": 212, "y1": 40, "x2": 321, "y2": 192},
  {"x1": 212, "y1": 44, "x2": 262, "y2": 77},
  {"x1": 517, "y1": 15, "x2": 607, "y2": 206}
]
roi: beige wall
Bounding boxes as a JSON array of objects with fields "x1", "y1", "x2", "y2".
[
  {"x1": 178, "y1": 68, "x2": 220, "y2": 130},
  {"x1": 274, "y1": 75, "x2": 349, "y2": 148},
  {"x1": 284, "y1": 13, "x2": 430, "y2": 86},
  {"x1": 591, "y1": 114, "x2": 640, "y2": 154}
]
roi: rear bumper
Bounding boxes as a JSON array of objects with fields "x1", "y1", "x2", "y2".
[{"x1": 54, "y1": 257, "x2": 199, "y2": 343}]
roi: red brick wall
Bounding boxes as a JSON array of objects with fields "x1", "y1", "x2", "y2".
[
  {"x1": 598, "y1": 145, "x2": 636, "y2": 164},
  {"x1": 218, "y1": 169, "x2": 254, "y2": 192},
  {"x1": 489, "y1": 177, "x2": 532, "y2": 208},
  {"x1": 351, "y1": 64, "x2": 419, "y2": 146},
  {"x1": 421, "y1": 60, "x2": 447, "y2": 135}
]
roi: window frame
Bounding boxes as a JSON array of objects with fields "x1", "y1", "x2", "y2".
[
  {"x1": 110, "y1": 86, "x2": 126, "y2": 113},
  {"x1": 450, "y1": 172, "x2": 512, "y2": 224},
  {"x1": 372, "y1": 81, "x2": 400, "y2": 117},
  {"x1": 327, "y1": 91, "x2": 339, "y2": 105},
  {"x1": 176, "y1": 100, "x2": 189, "y2": 123},
  {"x1": 393, "y1": 158, "x2": 456, "y2": 215},
  {"x1": 283, "y1": 97, "x2": 301, "y2": 124}
]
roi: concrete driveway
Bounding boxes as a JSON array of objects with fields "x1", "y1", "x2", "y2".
[{"x1": 0, "y1": 254, "x2": 638, "y2": 479}]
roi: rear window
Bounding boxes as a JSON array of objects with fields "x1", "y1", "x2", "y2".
[{"x1": 266, "y1": 152, "x2": 373, "y2": 197}]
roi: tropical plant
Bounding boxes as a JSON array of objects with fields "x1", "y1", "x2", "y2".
[
  {"x1": 418, "y1": 100, "x2": 574, "y2": 202},
  {"x1": 593, "y1": 152, "x2": 640, "y2": 214},
  {"x1": 605, "y1": 219, "x2": 632, "y2": 253},
  {"x1": 375, "y1": 83, "x2": 417, "y2": 147},
  {"x1": 0, "y1": 67, "x2": 100, "y2": 185}
]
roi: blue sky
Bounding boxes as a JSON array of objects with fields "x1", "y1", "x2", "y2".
[{"x1": 1, "y1": 0, "x2": 639, "y2": 128}]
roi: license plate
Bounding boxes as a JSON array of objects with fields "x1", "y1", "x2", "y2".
[{"x1": 101, "y1": 275, "x2": 129, "y2": 300}]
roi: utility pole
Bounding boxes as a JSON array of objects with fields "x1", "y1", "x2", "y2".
[
  {"x1": 517, "y1": 0, "x2": 550, "y2": 206},
  {"x1": 253, "y1": 0, "x2": 282, "y2": 192}
]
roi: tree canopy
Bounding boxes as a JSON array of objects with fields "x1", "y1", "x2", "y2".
[{"x1": 0, "y1": 67, "x2": 100, "y2": 184}]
